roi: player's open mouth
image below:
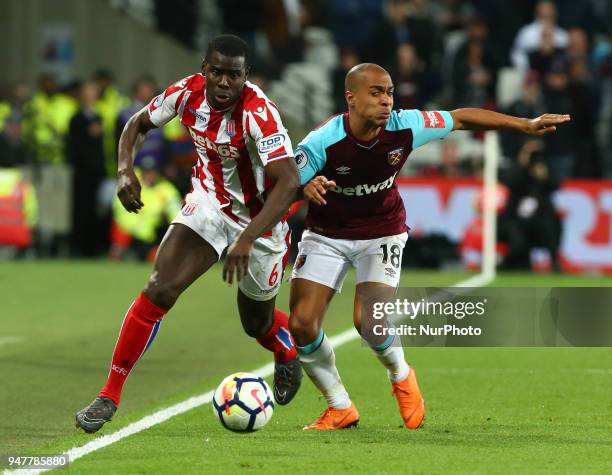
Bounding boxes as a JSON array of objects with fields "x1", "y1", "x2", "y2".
[{"x1": 215, "y1": 94, "x2": 231, "y2": 104}]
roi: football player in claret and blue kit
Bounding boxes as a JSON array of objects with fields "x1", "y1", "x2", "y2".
[{"x1": 289, "y1": 62, "x2": 570, "y2": 430}]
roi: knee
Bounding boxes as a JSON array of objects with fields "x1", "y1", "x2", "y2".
[
  {"x1": 289, "y1": 309, "x2": 320, "y2": 347},
  {"x1": 144, "y1": 278, "x2": 181, "y2": 310}
]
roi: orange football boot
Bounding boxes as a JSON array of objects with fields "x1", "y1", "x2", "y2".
[
  {"x1": 303, "y1": 402, "x2": 360, "y2": 430},
  {"x1": 391, "y1": 368, "x2": 425, "y2": 429}
]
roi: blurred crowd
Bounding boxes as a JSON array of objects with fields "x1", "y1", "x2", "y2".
[{"x1": 1, "y1": 0, "x2": 611, "y2": 268}]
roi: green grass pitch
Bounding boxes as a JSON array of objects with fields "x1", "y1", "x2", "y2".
[{"x1": 1, "y1": 261, "x2": 611, "y2": 474}]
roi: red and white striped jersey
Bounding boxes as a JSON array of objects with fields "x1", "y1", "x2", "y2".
[{"x1": 147, "y1": 74, "x2": 293, "y2": 226}]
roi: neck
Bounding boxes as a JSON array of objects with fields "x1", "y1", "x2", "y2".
[{"x1": 348, "y1": 112, "x2": 382, "y2": 141}]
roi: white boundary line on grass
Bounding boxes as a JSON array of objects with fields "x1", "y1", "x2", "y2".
[{"x1": 6, "y1": 274, "x2": 492, "y2": 475}]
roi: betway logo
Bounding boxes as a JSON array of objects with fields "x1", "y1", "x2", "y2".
[
  {"x1": 189, "y1": 128, "x2": 240, "y2": 159},
  {"x1": 329, "y1": 172, "x2": 398, "y2": 197}
]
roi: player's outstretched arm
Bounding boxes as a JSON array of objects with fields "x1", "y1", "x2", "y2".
[
  {"x1": 223, "y1": 158, "x2": 300, "y2": 284},
  {"x1": 450, "y1": 108, "x2": 571, "y2": 135},
  {"x1": 117, "y1": 107, "x2": 157, "y2": 213}
]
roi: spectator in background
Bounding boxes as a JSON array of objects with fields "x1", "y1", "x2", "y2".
[
  {"x1": 392, "y1": 43, "x2": 436, "y2": 110},
  {"x1": 109, "y1": 156, "x2": 181, "y2": 262},
  {"x1": 501, "y1": 70, "x2": 547, "y2": 159},
  {"x1": 332, "y1": 48, "x2": 361, "y2": 113},
  {"x1": 93, "y1": 69, "x2": 128, "y2": 173},
  {"x1": 436, "y1": 0, "x2": 476, "y2": 34},
  {"x1": 528, "y1": 23, "x2": 566, "y2": 78},
  {"x1": 263, "y1": 0, "x2": 305, "y2": 68},
  {"x1": 368, "y1": 0, "x2": 411, "y2": 71},
  {"x1": 329, "y1": 0, "x2": 383, "y2": 53},
  {"x1": 403, "y1": 0, "x2": 440, "y2": 67},
  {"x1": 450, "y1": 15, "x2": 498, "y2": 109},
  {"x1": 0, "y1": 81, "x2": 30, "y2": 131},
  {"x1": 568, "y1": 56, "x2": 600, "y2": 177},
  {"x1": 499, "y1": 139, "x2": 562, "y2": 271},
  {"x1": 67, "y1": 81, "x2": 107, "y2": 257},
  {"x1": 217, "y1": 0, "x2": 264, "y2": 46},
  {"x1": 0, "y1": 114, "x2": 31, "y2": 168},
  {"x1": 511, "y1": 0, "x2": 568, "y2": 72},
  {"x1": 154, "y1": 0, "x2": 197, "y2": 48},
  {"x1": 24, "y1": 73, "x2": 77, "y2": 164},
  {"x1": 116, "y1": 77, "x2": 166, "y2": 170},
  {"x1": 541, "y1": 57, "x2": 576, "y2": 180}
]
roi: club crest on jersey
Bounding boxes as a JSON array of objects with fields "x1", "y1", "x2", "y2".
[
  {"x1": 182, "y1": 203, "x2": 198, "y2": 216},
  {"x1": 295, "y1": 254, "x2": 307, "y2": 269},
  {"x1": 387, "y1": 147, "x2": 404, "y2": 165},
  {"x1": 226, "y1": 119, "x2": 236, "y2": 137}
]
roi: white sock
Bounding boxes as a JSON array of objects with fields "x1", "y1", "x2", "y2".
[
  {"x1": 297, "y1": 330, "x2": 351, "y2": 410},
  {"x1": 370, "y1": 334, "x2": 410, "y2": 383}
]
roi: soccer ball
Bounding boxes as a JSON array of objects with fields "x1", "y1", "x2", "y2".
[{"x1": 212, "y1": 372, "x2": 274, "y2": 432}]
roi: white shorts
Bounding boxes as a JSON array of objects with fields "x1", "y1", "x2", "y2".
[
  {"x1": 291, "y1": 230, "x2": 408, "y2": 292},
  {"x1": 173, "y1": 186, "x2": 289, "y2": 301}
]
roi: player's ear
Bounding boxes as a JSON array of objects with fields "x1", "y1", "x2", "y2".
[
  {"x1": 244, "y1": 66, "x2": 250, "y2": 79},
  {"x1": 345, "y1": 90, "x2": 354, "y2": 109}
]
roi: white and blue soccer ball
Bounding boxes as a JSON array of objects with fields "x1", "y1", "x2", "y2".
[{"x1": 212, "y1": 372, "x2": 274, "y2": 432}]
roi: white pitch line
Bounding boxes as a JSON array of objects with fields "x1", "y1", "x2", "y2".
[
  {"x1": 0, "y1": 336, "x2": 25, "y2": 348},
  {"x1": 5, "y1": 274, "x2": 491, "y2": 475}
]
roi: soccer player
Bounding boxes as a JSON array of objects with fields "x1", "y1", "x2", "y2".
[
  {"x1": 75, "y1": 35, "x2": 302, "y2": 433},
  {"x1": 289, "y1": 63, "x2": 570, "y2": 430}
]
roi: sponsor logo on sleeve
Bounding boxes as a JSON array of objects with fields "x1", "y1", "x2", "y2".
[
  {"x1": 422, "y1": 111, "x2": 445, "y2": 128},
  {"x1": 294, "y1": 149, "x2": 308, "y2": 170},
  {"x1": 258, "y1": 133, "x2": 286, "y2": 154}
]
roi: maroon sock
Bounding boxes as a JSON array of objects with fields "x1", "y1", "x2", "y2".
[
  {"x1": 99, "y1": 292, "x2": 167, "y2": 405},
  {"x1": 256, "y1": 308, "x2": 298, "y2": 363}
]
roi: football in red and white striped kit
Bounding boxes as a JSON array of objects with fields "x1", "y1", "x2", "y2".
[{"x1": 148, "y1": 74, "x2": 294, "y2": 226}]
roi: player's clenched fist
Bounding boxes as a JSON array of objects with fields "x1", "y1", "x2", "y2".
[
  {"x1": 304, "y1": 176, "x2": 337, "y2": 206},
  {"x1": 117, "y1": 168, "x2": 144, "y2": 213}
]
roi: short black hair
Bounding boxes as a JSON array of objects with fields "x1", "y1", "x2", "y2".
[{"x1": 204, "y1": 34, "x2": 249, "y2": 66}]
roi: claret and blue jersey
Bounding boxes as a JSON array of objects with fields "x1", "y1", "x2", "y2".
[{"x1": 295, "y1": 109, "x2": 454, "y2": 240}]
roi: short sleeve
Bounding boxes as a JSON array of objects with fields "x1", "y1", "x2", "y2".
[
  {"x1": 396, "y1": 109, "x2": 454, "y2": 149},
  {"x1": 294, "y1": 135, "x2": 328, "y2": 185},
  {"x1": 147, "y1": 77, "x2": 191, "y2": 127},
  {"x1": 246, "y1": 102, "x2": 294, "y2": 166}
]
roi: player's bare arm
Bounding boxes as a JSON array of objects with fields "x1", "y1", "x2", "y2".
[
  {"x1": 450, "y1": 108, "x2": 571, "y2": 135},
  {"x1": 223, "y1": 157, "x2": 300, "y2": 284},
  {"x1": 117, "y1": 107, "x2": 157, "y2": 213},
  {"x1": 303, "y1": 176, "x2": 337, "y2": 206}
]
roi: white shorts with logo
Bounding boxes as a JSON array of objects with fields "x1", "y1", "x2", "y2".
[
  {"x1": 291, "y1": 230, "x2": 408, "y2": 292},
  {"x1": 172, "y1": 185, "x2": 289, "y2": 301}
]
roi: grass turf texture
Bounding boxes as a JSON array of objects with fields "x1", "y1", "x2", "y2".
[{"x1": 1, "y1": 261, "x2": 611, "y2": 473}]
